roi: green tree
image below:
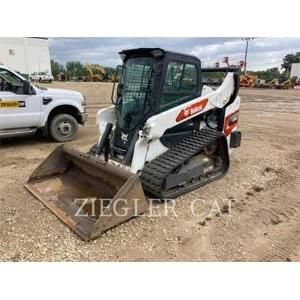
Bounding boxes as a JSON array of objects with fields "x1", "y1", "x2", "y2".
[
  {"x1": 281, "y1": 52, "x2": 300, "y2": 76},
  {"x1": 264, "y1": 67, "x2": 280, "y2": 80},
  {"x1": 248, "y1": 67, "x2": 281, "y2": 81},
  {"x1": 66, "y1": 61, "x2": 86, "y2": 79},
  {"x1": 50, "y1": 59, "x2": 65, "y2": 77}
]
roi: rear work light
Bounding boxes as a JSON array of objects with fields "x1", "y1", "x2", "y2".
[{"x1": 224, "y1": 110, "x2": 239, "y2": 136}]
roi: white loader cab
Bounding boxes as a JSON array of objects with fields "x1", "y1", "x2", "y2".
[{"x1": 0, "y1": 65, "x2": 88, "y2": 142}]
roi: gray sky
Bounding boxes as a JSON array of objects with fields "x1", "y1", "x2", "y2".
[{"x1": 49, "y1": 37, "x2": 300, "y2": 71}]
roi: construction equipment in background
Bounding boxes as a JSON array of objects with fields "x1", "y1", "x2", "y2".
[
  {"x1": 257, "y1": 78, "x2": 278, "y2": 88},
  {"x1": 85, "y1": 64, "x2": 105, "y2": 82},
  {"x1": 56, "y1": 72, "x2": 66, "y2": 81},
  {"x1": 26, "y1": 48, "x2": 242, "y2": 240},
  {"x1": 223, "y1": 56, "x2": 229, "y2": 67},
  {"x1": 275, "y1": 79, "x2": 292, "y2": 89},
  {"x1": 255, "y1": 79, "x2": 265, "y2": 87},
  {"x1": 222, "y1": 57, "x2": 243, "y2": 70},
  {"x1": 104, "y1": 73, "x2": 120, "y2": 83},
  {"x1": 240, "y1": 75, "x2": 257, "y2": 87}
]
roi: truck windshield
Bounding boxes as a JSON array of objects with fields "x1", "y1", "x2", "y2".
[{"x1": 116, "y1": 57, "x2": 155, "y2": 131}]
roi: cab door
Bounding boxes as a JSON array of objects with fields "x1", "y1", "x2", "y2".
[
  {"x1": 158, "y1": 59, "x2": 200, "y2": 112},
  {"x1": 0, "y1": 68, "x2": 41, "y2": 130}
]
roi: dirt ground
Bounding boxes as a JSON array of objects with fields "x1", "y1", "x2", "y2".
[{"x1": 0, "y1": 82, "x2": 299, "y2": 261}]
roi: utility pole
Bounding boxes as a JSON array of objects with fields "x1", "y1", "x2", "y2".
[{"x1": 242, "y1": 38, "x2": 254, "y2": 75}]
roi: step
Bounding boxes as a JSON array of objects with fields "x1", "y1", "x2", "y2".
[{"x1": 0, "y1": 128, "x2": 37, "y2": 138}]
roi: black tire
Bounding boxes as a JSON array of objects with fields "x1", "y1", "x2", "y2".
[{"x1": 49, "y1": 114, "x2": 78, "y2": 142}]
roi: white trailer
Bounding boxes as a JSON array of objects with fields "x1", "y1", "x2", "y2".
[
  {"x1": 290, "y1": 63, "x2": 300, "y2": 79},
  {"x1": 0, "y1": 37, "x2": 52, "y2": 77}
]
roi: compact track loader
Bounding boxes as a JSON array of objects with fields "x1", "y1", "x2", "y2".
[{"x1": 26, "y1": 48, "x2": 242, "y2": 240}]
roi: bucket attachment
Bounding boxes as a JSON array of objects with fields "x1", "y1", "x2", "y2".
[{"x1": 25, "y1": 145, "x2": 149, "y2": 240}]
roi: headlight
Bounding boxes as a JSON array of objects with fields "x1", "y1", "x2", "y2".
[{"x1": 81, "y1": 95, "x2": 86, "y2": 106}]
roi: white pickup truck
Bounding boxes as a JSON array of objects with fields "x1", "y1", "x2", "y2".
[
  {"x1": 0, "y1": 65, "x2": 88, "y2": 142},
  {"x1": 29, "y1": 71, "x2": 54, "y2": 83}
]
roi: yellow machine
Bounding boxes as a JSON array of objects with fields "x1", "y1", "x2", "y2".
[
  {"x1": 85, "y1": 64, "x2": 105, "y2": 82},
  {"x1": 257, "y1": 78, "x2": 278, "y2": 88},
  {"x1": 240, "y1": 75, "x2": 257, "y2": 87},
  {"x1": 275, "y1": 79, "x2": 292, "y2": 89}
]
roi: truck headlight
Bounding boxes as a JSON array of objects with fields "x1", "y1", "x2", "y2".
[
  {"x1": 81, "y1": 95, "x2": 87, "y2": 106},
  {"x1": 81, "y1": 95, "x2": 87, "y2": 112}
]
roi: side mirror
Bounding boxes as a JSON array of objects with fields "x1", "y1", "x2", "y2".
[{"x1": 23, "y1": 80, "x2": 31, "y2": 95}]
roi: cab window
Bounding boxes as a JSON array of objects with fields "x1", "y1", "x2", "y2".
[
  {"x1": 160, "y1": 62, "x2": 198, "y2": 111},
  {"x1": 0, "y1": 68, "x2": 24, "y2": 94}
]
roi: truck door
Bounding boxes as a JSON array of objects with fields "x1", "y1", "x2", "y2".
[{"x1": 0, "y1": 68, "x2": 41, "y2": 130}]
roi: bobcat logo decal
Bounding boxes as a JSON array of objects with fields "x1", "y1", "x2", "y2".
[{"x1": 121, "y1": 132, "x2": 128, "y2": 143}]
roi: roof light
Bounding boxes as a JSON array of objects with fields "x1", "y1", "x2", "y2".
[{"x1": 151, "y1": 49, "x2": 164, "y2": 58}]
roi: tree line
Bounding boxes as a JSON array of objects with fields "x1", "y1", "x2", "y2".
[
  {"x1": 248, "y1": 52, "x2": 300, "y2": 80},
  {"x1": 51, "y1": 52, "x2": 300, "y2": 82},
  {"x1": 50, "y1": 60, "x2": 116, "y2": 81}
]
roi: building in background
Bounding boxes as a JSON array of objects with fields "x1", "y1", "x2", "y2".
[
  {"x1": 290, "y1": 63, "x2": 300, "y2": 79},
  {"x1": 0, "y1": 37, "x2": 52, "y2": 76}
]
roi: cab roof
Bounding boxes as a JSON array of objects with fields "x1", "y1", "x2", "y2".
[{"x1": 119, "y1": 48, "x2": 201, "y2": 63}]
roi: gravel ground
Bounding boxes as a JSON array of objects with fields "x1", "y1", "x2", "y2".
[{"x1": 0, "y1": 82, "x2": 299, "y2": 261}]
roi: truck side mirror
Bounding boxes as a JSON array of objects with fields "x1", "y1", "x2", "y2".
[{"x1": 23, "y1": 80, "x2": 31, "y2": 95}]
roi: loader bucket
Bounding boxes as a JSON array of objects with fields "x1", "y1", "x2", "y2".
[{"x1": 25, "y1": 145, "x2": 149, "y2": 240}]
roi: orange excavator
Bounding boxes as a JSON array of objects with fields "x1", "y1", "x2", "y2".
[{"x1": 240, "y1": 75, "x2": 257, "y2": 87}]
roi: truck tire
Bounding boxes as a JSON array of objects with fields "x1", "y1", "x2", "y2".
[{"x1": 49, "y1": 114, "x2": 78, "y2": 142}]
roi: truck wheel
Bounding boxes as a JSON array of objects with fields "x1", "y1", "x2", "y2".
[{"x1": 49, "y1": 114, "x2": 78, "y2": 142}]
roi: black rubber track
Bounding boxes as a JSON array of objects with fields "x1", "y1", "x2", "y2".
[{"x1": 140, "y1": 128, "x2": 229, "y2": 199}]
